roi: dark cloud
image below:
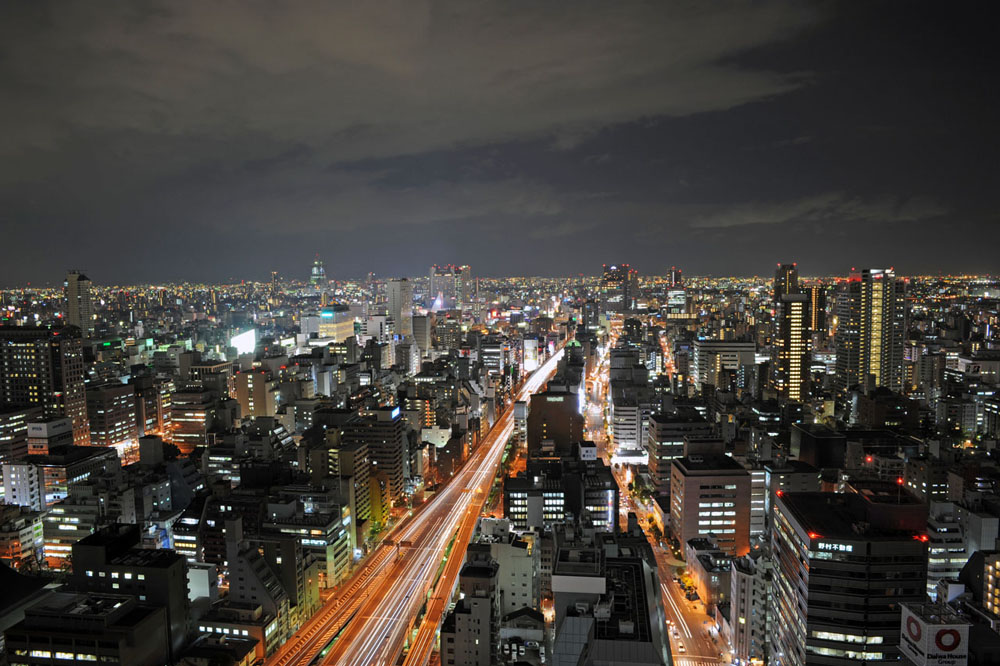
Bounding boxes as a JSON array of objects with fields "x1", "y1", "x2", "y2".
[{"x1": 0, "y1": 1, "x2": 996, "y2": 285}]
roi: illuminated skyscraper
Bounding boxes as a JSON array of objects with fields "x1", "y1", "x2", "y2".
[
  {"x1": 64, "y1": 271, "x2": 94, "y2": 338},
  {"x1": 834, "y1": 268, "x2": 906, "y2": 393},
  {"x1": 807, "y1": 283, "x2": 827, "y2": 335},
  {"x1": 386, "y1": 278, "x2": 413, "y2": 337},
  {"x1": 773, "y1": 263, "x2": 799, "y2": 303},
  {"x1": 428, "y1": 264, "x2": 471, "y2": 309},
  {"x1": 600, "y1": 263, "x2": 638, "y2": 313},
  {"x1": 310, "y1": 255, "x2": 327, "y2": 286},
  {"x1": 773, "y1": 293, "x2": 811, "y2": 402},
  {"x1": 669, "y1": 265, "x2": 683, "y2": 287},
  {"x1": 0, "y1": 327, "x2": 90, "y2": 446}
]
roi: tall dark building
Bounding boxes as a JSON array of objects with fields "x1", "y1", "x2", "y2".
[
  {"x1": 600, "y1": 263, "x2": 638, "y2": 314},
  {"x1": 64, "y1": 271, "x2": 94, "y2": 339},
  {"x1": 526, "y1": 391, "x2": 583, "y2": 458},
  {"x1": 773, "y1": 263, "x2": 799, "y2": 303},
  {"x1": 807, "y1": 284, "x2": 827, "y2": 335},
  {"x1": 669, "y1": 265, "x2": 683, "y2": 287},
  {"x1": 834, "y1": 268, "x2": 906, "y2": 393},
  {"x1": 771, "y1": 488, "x2": 928, "y2": 666},
  {"x1": 0, "y1": 327, "x2": 90, "y2": 446}
]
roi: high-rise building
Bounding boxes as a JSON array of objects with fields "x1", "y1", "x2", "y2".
[
  {"x1": 834, "y1": 268, "x2": 907, "y2": 393},
  {"x1": 807, "y1": 284, "x2": 827, "y2": 335},
  {"x1": 773, "y1": 263, "x2": 799, "y2": 303},
  {"x1": 600, "y1": 263, "x2": 638, "y2": 313},
  {"x1": 386, "y1": 278, "x2": 413, "y2": 337},
  {"x1": 0, "y1": 326, "x2": 90, "y2": 446},
  {"x1": 64, "y1": 271, "x2": 94, "y2": 338},
  {"x1": 773, "y1": 293, "x2": 811, "y2": 402},
  {"x1": 428, "y1": 264, "x2": 471, "y2": 310},
  {"x1": 341, "y1": 407, "x2": 407, "y2": 503},
  {"x1": 670, "y1": 265, "x2": 683, "y2": 288},
  {"x1": 309, "y1": 254, "x2": 327, "y2": 286},
  {"x1": 770, "y1": 489, "x2": 928, "y2": 666}
]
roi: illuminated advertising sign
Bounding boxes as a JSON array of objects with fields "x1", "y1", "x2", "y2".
[
  {"x1": 899, "y1": 603, "x2": 969, "y2": 666},
  {"x1": 230, "y1": 329, "x2": 257, "y2": 355}
]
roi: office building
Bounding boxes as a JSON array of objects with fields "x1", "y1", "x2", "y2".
[
  {"x1": 600, "y1": 263, "x2": 638, "y2": 314},
  {"x1": 0, "y1": 405, "x2": 41, "y2": 465},
  {"x1": 4, "y1": 593, "x2": 170, "y2": 666},
  {"x1": 504, "y1": 457, "x2": 618, "y2": 533},
  {"x1": 646, "y1": 410, "x2": 712, "y2": 497},
  {"x1": 26, "y1": 416, "x2": 73, "y2": 455},
  {"x1": 692, "y1": 339, "x2": 756, "y2": 391},
  {"x1": 773, "y1": 263, "x2": 799, "y2": 303},
  {"x1": 86, "y1": 382, "x2": 138, "y2": 456},
  {"x1": 771, "y1": 489, "x2": 928, "y2": 666},
  {"x1": 834, "y1": 268, "x2": 906, "y2": 393},
  {"x1": 429, "y1": 264, "x2": 471, "y2": 310},
  {"x1": 71, "y1": 525, "x2": 189, "y2": 660},
  {"x1": 0, "y1": 326, "x2": 90, "y2": 446},
  {"x1": 526, "y1": 391, "x2": 583, "y2": 459},
  {"x1": 341, "y1": 407, "x2": 407, "y2": 504},
  {"x1": 386, "y1": 278, "x2": 413, "y2": 337},
  {"x1": 669, "y1": 452, "x2": 751, "y2": 556},
  {"x1": 235, "y1": 369, "x2": 278, "y2": 419},
  {"x1": 64, "y1": 271, "x2": 95, "y2": 339}
]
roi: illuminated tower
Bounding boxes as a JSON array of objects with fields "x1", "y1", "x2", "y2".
[
  {"x1": 807, "y1": 284, "x2": 827, "y2": 336},
  {"x1": 834, "y1": 268, "x2": 906, "y2": 393},
  {"x1": 600, "y1": 263, "x2": 637, "y2": 313},
  {"x1": 773, "y1": 263, "x2": 799, "y2": 303},
  {"x1": 669, "y1": 266, "x2": 683, "y2": 287},
  {"x1": 773, "y1": 294, "x2": 811, "y2": 402},
  {"x1": 64, "y1": 271, "x2": 94, "y2": 338},
  {"x1": 310, "y1": 255, "x2": 327, "y2": 287},
  {"x1": 771, "y1": 263, "x2": 810, "y2": 401}
]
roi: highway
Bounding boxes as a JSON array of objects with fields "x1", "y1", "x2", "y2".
[{"x1": 266, "y1": 345, "x2": 564, "y2": 666}]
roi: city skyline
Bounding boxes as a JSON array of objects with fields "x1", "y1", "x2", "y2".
[
  {"x1": 2, "y1": 1, "x2": 998, "y2": 284},
  {"x1": 1, "y1": 3, "x2": 999, "y2": 665}
]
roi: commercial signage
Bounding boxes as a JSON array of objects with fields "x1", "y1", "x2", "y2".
[{"x1": 899, "y1": 604, "x2": 968, "y2": 666}]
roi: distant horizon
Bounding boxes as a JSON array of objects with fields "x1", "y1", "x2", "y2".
[{"x1": 2, "y1": 268, "x2": 996, "y2": 291}]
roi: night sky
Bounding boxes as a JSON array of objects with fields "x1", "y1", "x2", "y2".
[{"x1": 1, "y1": 1, "x2": 997, "y2": 286}]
